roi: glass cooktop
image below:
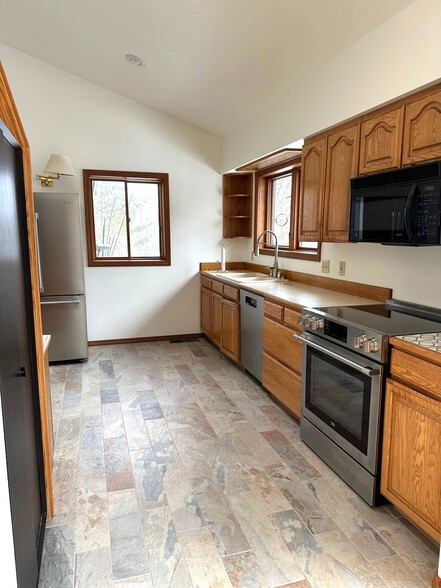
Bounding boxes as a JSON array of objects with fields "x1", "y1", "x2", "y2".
[{"x1": 313, "y1": 302, "x2": 441, "y2": 336}]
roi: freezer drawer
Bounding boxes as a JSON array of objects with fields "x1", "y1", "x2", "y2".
[{"x1": 41, "y1": 295, "x2": 88, "y2": 362}]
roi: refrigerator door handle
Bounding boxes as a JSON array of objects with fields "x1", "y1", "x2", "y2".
[
  {"x1": 34, "y1": 212, "x2": 44, "y2": 294},
  {"x1": 41, "y1": 299, "x2": 80, "y2": 305}
]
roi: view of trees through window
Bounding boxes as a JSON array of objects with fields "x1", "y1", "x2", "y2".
[
  {"x1": 271, "y1": 173, "x2": 292, "y2": 247},
  {"x1": 83, "y1": 169, "x2": 170, "y2": 267},
  {"x1": 92, "y1": 180, "x2": 160, "y2": 258}
]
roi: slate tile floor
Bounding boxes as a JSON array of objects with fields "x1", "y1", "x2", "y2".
[{"x1": 38, "y1": 339, "x2": 438, "y2": 588}]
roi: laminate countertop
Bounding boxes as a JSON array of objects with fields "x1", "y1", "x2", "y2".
[{"x1": 201, "y1": 270, "x2": 380, "y2": 311}]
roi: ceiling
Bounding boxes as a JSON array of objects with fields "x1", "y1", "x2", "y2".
[{"x1": 0, "y1": 0, "x2": 416, "y2": 137}]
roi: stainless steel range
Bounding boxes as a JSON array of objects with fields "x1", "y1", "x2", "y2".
[{"x1": 296, "y1": 299, "x2": 441, "y2": 506}]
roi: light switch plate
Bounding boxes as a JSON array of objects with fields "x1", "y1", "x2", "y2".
[
  {"x1": 321, "y1": 259, "x2": 330, "y2": 274},
  {"x1": 339, "y1": 261, "x2": 346, "y2": 276}
]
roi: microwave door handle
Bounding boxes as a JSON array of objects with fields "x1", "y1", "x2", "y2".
[
  {"x1": 294, "y1": 334, "x2": 380, "y2": 377},
  {"x1": 404, "y1": 183, "x2": 418, "y2": 242}
]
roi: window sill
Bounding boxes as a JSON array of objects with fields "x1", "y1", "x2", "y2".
[
  {"x1": 88, "y1": 258, "x2": 171, "y2": 267},
  {"x1": 258, "y1": 246, "x2": 321, "y2": 262}
]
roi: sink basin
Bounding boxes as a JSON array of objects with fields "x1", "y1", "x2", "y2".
[{"x1": 210, "y1": 270, "x2": 281, "y2": 283}]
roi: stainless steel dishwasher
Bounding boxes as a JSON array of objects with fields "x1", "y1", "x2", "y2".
[{"x1": 240, "y1": 289, "x2": 264, "y2": 381}]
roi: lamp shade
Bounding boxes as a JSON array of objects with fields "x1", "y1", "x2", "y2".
[{"x1": 43, "y1": 154, "x2": 75, "y2": 176}]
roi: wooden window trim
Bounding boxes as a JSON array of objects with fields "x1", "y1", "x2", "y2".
[
  {"x1": 254, "y1": 158, "x2": 321, "y2": 262},
  {"x1": 83, "y1": 169, "x2": 171, "y2": 267}
]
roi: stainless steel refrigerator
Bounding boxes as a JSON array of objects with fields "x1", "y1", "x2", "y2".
[{"x1": 34, "y1": 192, "x2": 88, "y2": 362}]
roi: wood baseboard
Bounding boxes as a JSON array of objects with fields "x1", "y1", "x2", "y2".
[
  {"x1": 433, "y1": 573, "x2": 441, "y2": 588},
  {"x1": 88, "y1": 333, "x2": 204, "y2": 346}
]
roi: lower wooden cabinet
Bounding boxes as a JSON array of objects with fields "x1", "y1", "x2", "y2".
[
  {"x1": 200, "y1": 278, "x2": 240, "y2": 363},
  {"x1": 262, "y1": 352, "x2": 301, "y2": 417},
  {"x1": 212, "y1": 292, "x2": 222, "y2": 347},
  {"x1": 381, "y1": 378, "x2": 441, "y2": 542},
  {"x1": 262, "y1": 310, "x2": 303, "y2": 419},
  {"x1": 221, "y1": 297, "x2": 240, "y2": 362},
  {"x1": 200, "y1": 287, "x2": 211, "y2": 335}
]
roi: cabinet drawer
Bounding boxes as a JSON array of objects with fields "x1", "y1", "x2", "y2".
[
  {"x1": 263, "y1": 317, "x2": 302, "y2": 374},
  {"x1": 201, "y1": 275, "x2": 212, "y2": 290},
  {"x1": 223, "y1": 284, "x2": 239, "y2": 302},
  {"x1": 284, "y1": 308, "x2": 302, "y2": 332},
  {"x1": 390, "y1": 349, "x2": 441, "y2": 401},
  {"x1": 211, "y1": 280, "x2": 224, "y2": 295},
  {"x1": 264, "y1": 300, "x2": 283, "y2": 322},
  {"x1": 262, "y1": 352, "x2": 301, "y2": 418}
]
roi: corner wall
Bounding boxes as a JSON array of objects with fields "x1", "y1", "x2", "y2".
[{"x1": 0, "y1": 43, "x2": 241, "y2": 342}]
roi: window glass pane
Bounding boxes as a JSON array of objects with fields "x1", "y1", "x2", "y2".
[
  {"x1": 92, "y1": 180, "x2": 128, "y2": 257},
  {"x1": 128, "y1": 182, "x2": 160, "y2": 257},
  {"x1": 271, "y1": 175, "x2": 292, "y2": 247}
]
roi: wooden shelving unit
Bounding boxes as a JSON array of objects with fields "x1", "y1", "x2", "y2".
[{"x1": 223, "y1": 173, "x2": 253, "y2": 238}]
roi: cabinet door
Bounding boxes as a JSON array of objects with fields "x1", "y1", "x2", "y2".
[
  {"x1": 402, "y1": 88, "x2": 441, "y2": 165},
  {"x1": 262, "y1": 352, "x2": 301, "y2": 418},
  {"x1": 221, "y1": 298, "x2": 240, "y2": 362},
  {"x1": 200, "y1": 287, "x2": 211, "y2": 336},
  {"x1": 322, "y1": 123, "x2": 360, "y2": 242},
  {"x1": 212, "y1": 292, "x2": 222, "y2": 347},
  {"x1": 298, "y1": 137, "x2": 327, "y2": 241},
  {"x1": 381, "y1": 379, "x2": 441, "y2": 542},
  {"x1": 359, "y1": 106, "x2": 404, "y2": 174}
]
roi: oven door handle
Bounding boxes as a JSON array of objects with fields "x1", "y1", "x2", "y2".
[{"x1": 294, "y1": 334, "x2": 381, "y2": 377}]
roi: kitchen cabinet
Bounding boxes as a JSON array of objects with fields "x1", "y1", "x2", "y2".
[
  {"x1": 200, "y1": 286, "x2": 211, "y2": 336},
  {"x1": 381, "y1": 341, "x2": 441, "y2": 543},
  {"x1": 402, "y1": 88, "x2": 441, "y2": 165},
  {"x1": 223, "y1": 173, "x2": 253, "y2": 239},
  {"x1": 298, "y1": 136, "x2": 327, "y2": 242},
  {"x1": 200, "y1": 276, "x2": 240, "y2": 363},
  {"x1": 262, "y1": 300, "x2": 303, "y2": 419},
  {"x1": 359, "y1": 106, "x2": 404, "y2": 174},
  {"x1": 322, "y1": 123, "x2": 360, "y2": 242}
]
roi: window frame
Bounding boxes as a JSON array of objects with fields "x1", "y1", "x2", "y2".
[
  {"x1": 254, "y1": 158, "x2": 321, "y2": 261},
  {"x1": 83, "y1": 169, "x2": 171, "y2": 267}
]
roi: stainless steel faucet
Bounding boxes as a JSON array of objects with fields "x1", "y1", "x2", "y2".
[{"x1": 255, "y1": 230, "x2": 279, "y2": 277}]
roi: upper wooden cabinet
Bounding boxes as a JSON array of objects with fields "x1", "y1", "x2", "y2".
[
  {"x1": 223, "y1": 173, "x2": 253, "y2": 239},
  {"x1": 322, "y1": 123, "x2": 360, "y2": 242},
  {"x1": 359, "y1": 106, "x2": 404, "y2": 174},
  {"x1": 402, "y1": 88, "x2": 441, "y2": 165},
  {"x1": 298, "y1": 137, "x2": 327, "y2": 242}
]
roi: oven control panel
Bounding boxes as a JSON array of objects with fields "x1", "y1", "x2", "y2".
[{"x1": 299, "y1": 310, "x2": 386, "y2": 362}]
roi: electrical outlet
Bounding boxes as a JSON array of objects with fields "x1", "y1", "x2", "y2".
[
  {"x1": 321, "y1": 259, "x2": 330, "y2": 274},
  {"x1": 339, "y1": 261, "x2": 346, "y2": 276}
]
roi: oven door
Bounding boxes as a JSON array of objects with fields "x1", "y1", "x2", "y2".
[{"x1": 298, "y1": 332, "x2": 384, "y2": 474}]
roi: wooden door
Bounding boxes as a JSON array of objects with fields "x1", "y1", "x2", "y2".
[
  {"x1": 0, "y1": 127, "x2": 45, "y2": 586},
  {"x1": 322, "y1": 123, "x2": 360, "y2": 242},
  {"x1": 262, "y1": 352, "x2": 301, "y2": 418},
  {"x1": 381, "y1": 379, "x2": 441, "y2": 542},
  {"x1": 211, "y1": 292, "x2": 222, "y2": 347},
  {"x1": 200, "y1": 287, "x2": 211, "y2": 336},
  {"x1": 221, "y1": 298, "x2": 240, "y2": 362},
  {"x1": 359, "y1": 106, "x2": 404, "y2": 174},
  {"x1": 298, "y1": 136, "x2": 327, "y2": 241},
  {"x1": 402, "y1": 88, "x2": 441, "y2": 165}
]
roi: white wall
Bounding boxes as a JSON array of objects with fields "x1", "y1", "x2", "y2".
[
  {"x1": 223, "y1": 0, "x2": 441, "y2": 307},
  {"x1": 0, "y1": 43, "x2": 245, "y2": 342}
]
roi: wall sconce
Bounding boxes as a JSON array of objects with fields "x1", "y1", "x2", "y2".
[{"x1": 36, "y1": 154, "x2": 75, "y2": 187}]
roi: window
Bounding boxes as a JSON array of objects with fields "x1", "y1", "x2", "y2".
[
  {"x1": 254, "y1": 158, "x2": 320, "y2": 260},
  {"x1": 83, "y1": 170, "x2": 171, "y2": 266}
]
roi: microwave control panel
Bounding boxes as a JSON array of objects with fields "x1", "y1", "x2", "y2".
[{"x1": 416, "y1": 181, "x2": 441, "y2": 243}]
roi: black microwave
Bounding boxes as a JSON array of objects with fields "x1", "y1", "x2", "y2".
[{"x1": 349, "y1": 160, "x2": 441, "y2": 245}]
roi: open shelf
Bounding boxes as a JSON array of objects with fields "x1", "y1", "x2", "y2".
[{"x1": 223, "y1": 173, "x2": 253, "y2": 238}]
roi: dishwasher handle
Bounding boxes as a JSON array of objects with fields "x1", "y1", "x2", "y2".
[{"x1": 245, "y1": 295, "x2": 258, "y2": 309}]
